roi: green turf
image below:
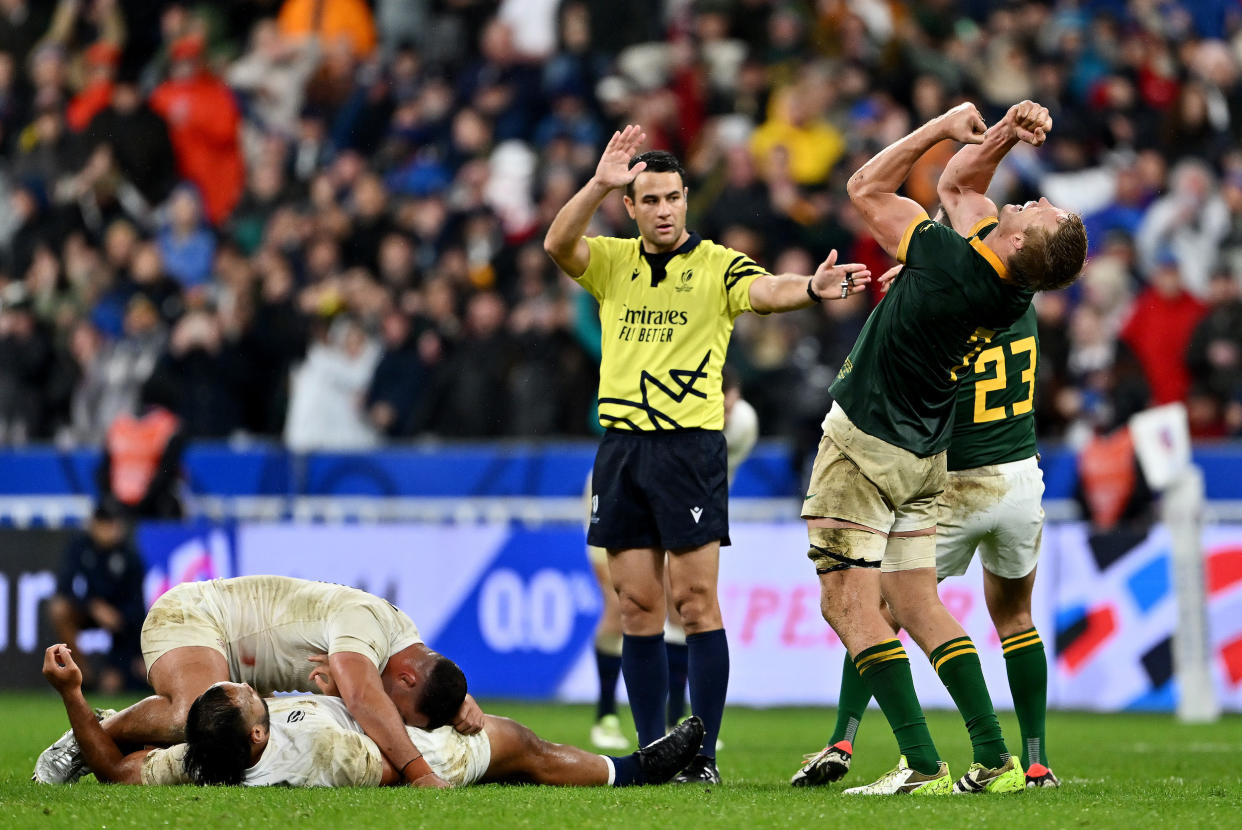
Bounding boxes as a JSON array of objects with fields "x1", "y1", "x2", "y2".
[{"x1": 2, "y1": 692, "x2": 1239, "y2": 829}]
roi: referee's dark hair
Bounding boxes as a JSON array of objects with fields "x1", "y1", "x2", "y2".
[
  {"x1": 184, "y1": 684, "x2": 267, "y2": 785},
  {"x1": 626, "y1": 150, "x2": 686, "y2": 199},
  {"x1": 417, "y1": 654, "x2": 468, "y2": 730}
]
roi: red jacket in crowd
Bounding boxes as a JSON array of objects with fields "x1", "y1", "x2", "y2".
[
  {"x1": 1121, "y1": 285, "x2": 1208, "y2": 405},
  {"x1": 149, "y1": 70, "x2": 244, "y2": 225}
]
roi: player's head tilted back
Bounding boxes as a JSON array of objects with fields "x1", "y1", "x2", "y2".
[
  {"x1": 416, "y1": 654, "x2": 468, "y2": 730},
  {"x1": 994, "y1": 197, "x2": 1087, "y2": 291},
  {"x1": 623, "y1": 150, "x2": 689, "y2": 253},
  {"x1": 183, "y1": 681, "x2": 271, "y2": 785}
]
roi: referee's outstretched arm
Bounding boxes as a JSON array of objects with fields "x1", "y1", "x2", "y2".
[{"x1": 749, "y1": 250, "x2": 872, "y2": 313}]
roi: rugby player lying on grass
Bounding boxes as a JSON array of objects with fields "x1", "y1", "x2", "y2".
[{"x1": 41, "y1": 643, "x2": 703, "y2": 788}]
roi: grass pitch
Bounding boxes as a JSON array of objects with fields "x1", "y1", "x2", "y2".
[{"x1": 2, "y1": 693, "x2": 1239, "y2": 829}]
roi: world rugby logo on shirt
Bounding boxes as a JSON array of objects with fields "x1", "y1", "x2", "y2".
[{"x1": 674, "y1": 269, "x2": 694, "y2": 292}]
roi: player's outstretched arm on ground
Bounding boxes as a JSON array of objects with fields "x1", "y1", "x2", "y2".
[
  {"x1": 544, "y1": 124, "x2": 648, "y2": 277},
  {"x1": 328, "y1": 651, "x2": 450, "y2": 788},
  {"x1": 747, "y1": 249, "x2": 872, "y2": 313},
  {"x1": 41, "y1": 644, "x2": 148, "y2": 784},
  {"x1": 847, "y1": 103, "x2": 986, "y2": 259},
  {"x1": 937, "y1": 100, "x2": 1053, "y2": 235}
]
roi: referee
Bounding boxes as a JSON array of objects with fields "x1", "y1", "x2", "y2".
[{"x1": 544, "y1": 124, "x2": 871, "y2": 783}]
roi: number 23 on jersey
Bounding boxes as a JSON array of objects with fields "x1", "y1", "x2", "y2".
[{"x1": 971, "y1": 336, "x2": 1036, "y2": 424}]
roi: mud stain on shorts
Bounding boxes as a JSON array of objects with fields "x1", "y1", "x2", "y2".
[{"x1": 942, "y1": 471, "x2": 1008, "y2": 518}]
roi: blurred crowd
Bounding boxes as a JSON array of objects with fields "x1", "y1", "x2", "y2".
[{"x1": 3, "y1": 0, "x2": 1242, "y2": 460}]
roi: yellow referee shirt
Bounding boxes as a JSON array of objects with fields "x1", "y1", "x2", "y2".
[{"x1": 577, "y1": 232, "x2": 769, "y2": 431}]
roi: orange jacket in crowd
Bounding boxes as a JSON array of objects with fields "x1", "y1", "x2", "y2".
[
  {"x1": 278, "y1": 0, "x2": 376, "y2": 57},
  {"x1": 149, "y1": 71, "x2": 244, "y2": 224}
]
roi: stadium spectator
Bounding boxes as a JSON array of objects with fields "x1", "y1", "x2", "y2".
[
  {"x1": 149, "y1": 34, "x2": 244, "y2": 225},
  {"x1": 227, "y1": 19, "x2": 319, "y2": 141},
  {"x1": 1120, "y1": 256, "x2": 1208, "y2": 406},
  {"x1": 0, "y1": 0, "x2": 1236, "y2": 456},
  {"x1": 65, "y1": 41, "x2": 119, "y2": 132},
  {"x1": 71, "y1": 292, "x2": 166, "y2": 444},
  {"x1": 284, "y1": 314, "x2": 380, "y2": 450},
  {"x1": 366, "y1": 308, "x2": 434, "y2": 439},
  {"x1": 0, "y1": 1, "x2": 54, "y2": 74},
  {"x1": 80, "y1": 70, "x2": 178, "y2": 208},
  {"x1": 157, "y1": 186, "x2": 215, "y2": 290},
  {"x1": 277, "y1": 0, "x2": 376, "y2": 59},
  {"x1": 429, "y1": 290, "x2": 516, "y2": 438},
  {"x1": 1135, "y1": 159, "x2": 1229, "y2": 298},
  {"x1": 46, "y1": 499, "x2": 146, "y2": 693},
  {"x1": 1060, "y1": 304, "x2": 1150, "y2": 446},
  {"x1": 146, "y1": 307, "x2": 243, "y2": 439},
  {"x1": 1187, "y1": 269, "x2": 1242, "y2": 436},
  {"x1": 0, "y1": 281, "x2": 52, "y2": 443}
]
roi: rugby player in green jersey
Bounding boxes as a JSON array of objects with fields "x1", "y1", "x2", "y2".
[
  {"x1": 544, "y1": 124, "x2": 870, "y2": 783},
  {"x1": 793, "y1": 298, "x2": 1060, "y2": 790},
  {"x1": 799, "y1": 100, "x2": 1085, "y2": 795}
]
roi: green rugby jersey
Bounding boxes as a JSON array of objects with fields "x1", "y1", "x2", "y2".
[
  {"x1": 830, "y1": 214, "x2": 1033, "y2": 457},
  {"x1": 576, "y1": 232, "x2": 767, "y2": 431},
  {"x1": 947, "y1": 303, "x2": 1038, "y2": 470}
]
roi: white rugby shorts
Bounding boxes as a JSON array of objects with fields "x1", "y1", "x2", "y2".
[{"x1": 935, "y1": 455, "x2": 1044, "y2": 580}]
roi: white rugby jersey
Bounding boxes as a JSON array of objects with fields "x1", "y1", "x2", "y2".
[
  {"x1": 153, "y1": 576, "x2": 422, "y2": 694},
  {"x1": 140, "y1": 696, "x2": 491, "y2": 788}
]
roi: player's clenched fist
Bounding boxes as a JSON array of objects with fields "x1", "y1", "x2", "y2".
[
  {"x1": 1006, "y1": 100, "x2": 1052, "y2": 147},
  {"x1": 42, "y1": 644, "x2": 83, "y2": 694},
  {"x1": 939, "y1": 102, "x2": 987, "y2": 145}
]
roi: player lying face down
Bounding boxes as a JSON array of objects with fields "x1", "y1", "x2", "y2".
[{"x1": 40, "y1": 644, "x2": 704, "y2": 789}]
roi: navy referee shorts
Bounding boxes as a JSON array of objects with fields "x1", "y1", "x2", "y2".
[{"x1": 587, "y1": 428, "x2": 730, "y2": 551}]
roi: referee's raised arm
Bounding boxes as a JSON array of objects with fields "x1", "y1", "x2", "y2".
[{"x1": 544, "y1": 124, "x2": 648, "y2": 278}]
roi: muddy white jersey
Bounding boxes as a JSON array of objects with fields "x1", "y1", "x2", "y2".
[
  {"x1": 141, "y1": 696, "x2": 490, "y2": 788},
  {"x1": 145, "y1": 576, "x2": 421, "y2": 694}
]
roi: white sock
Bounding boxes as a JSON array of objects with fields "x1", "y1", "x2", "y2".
[{"x1": 602, "y1": 755, "x2": 616, "y2": 786}]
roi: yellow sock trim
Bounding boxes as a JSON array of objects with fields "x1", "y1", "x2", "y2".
[
  {"x1": 1002, "y1": 631, "x2": 1042, "y2": 654},
  {"x1": 932, "y1": 644, "x2": 978, "y2": 673},
  {"x1": 854, "y1": 640, "x2": 907, "y2": 675}
]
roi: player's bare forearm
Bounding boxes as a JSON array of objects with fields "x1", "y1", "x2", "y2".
[
  {"x1": 848, "y1": 103, "x2": 986, "y2": 257},
  {"x1": 938, "y1": 123, "x2": 1018, "y2": 200},
  {"x1": 60, "y1": 687, "x2": 142, "y2": 784},
  {"x1": 42, "y1": 643, "x2": 145, "y2": 784},
  {"x1": 329, "y1": 652, "x2": 446, "y2": 787},
  {"x1": 938, "y1": 101, "x2": 1051, "y2": 233},
  {"x1": 848, "y1": 118, "x2": 950, "y2": 203},
  {"x1": 543, "y1": 178, "x2": 612, "y2": 277}
]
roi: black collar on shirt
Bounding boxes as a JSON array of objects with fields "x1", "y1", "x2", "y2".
[{"x1": 639, "y1": 231, "x2": 703, "y2": 287}]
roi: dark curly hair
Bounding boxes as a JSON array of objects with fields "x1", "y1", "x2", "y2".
[
  {"x1": 183, "y1": 685, "x2": 267, "y2": 786},
  {"x1": 418, "y1": 655, "x2": 468, "y2": 730},
  {"x1": 625, "y1": 150, "x2": 686, "y2": 199}
]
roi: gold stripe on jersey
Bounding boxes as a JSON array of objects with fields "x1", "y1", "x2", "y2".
[
  {"x1": 949, "y1": 327, "x2": 996, "y2": 381},
  {"x1": 578, "y1": 234, "x2": 769, "y2": 431},
  {"x1": 896, "y1": 212, "x2": 931, "y2": 263},
  {"x1": 969, "y1": 235, "x2": 1009, "y2": 281},
  {"x1": 967, "y1": 216, "x2": 999, "y2": 237}
]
